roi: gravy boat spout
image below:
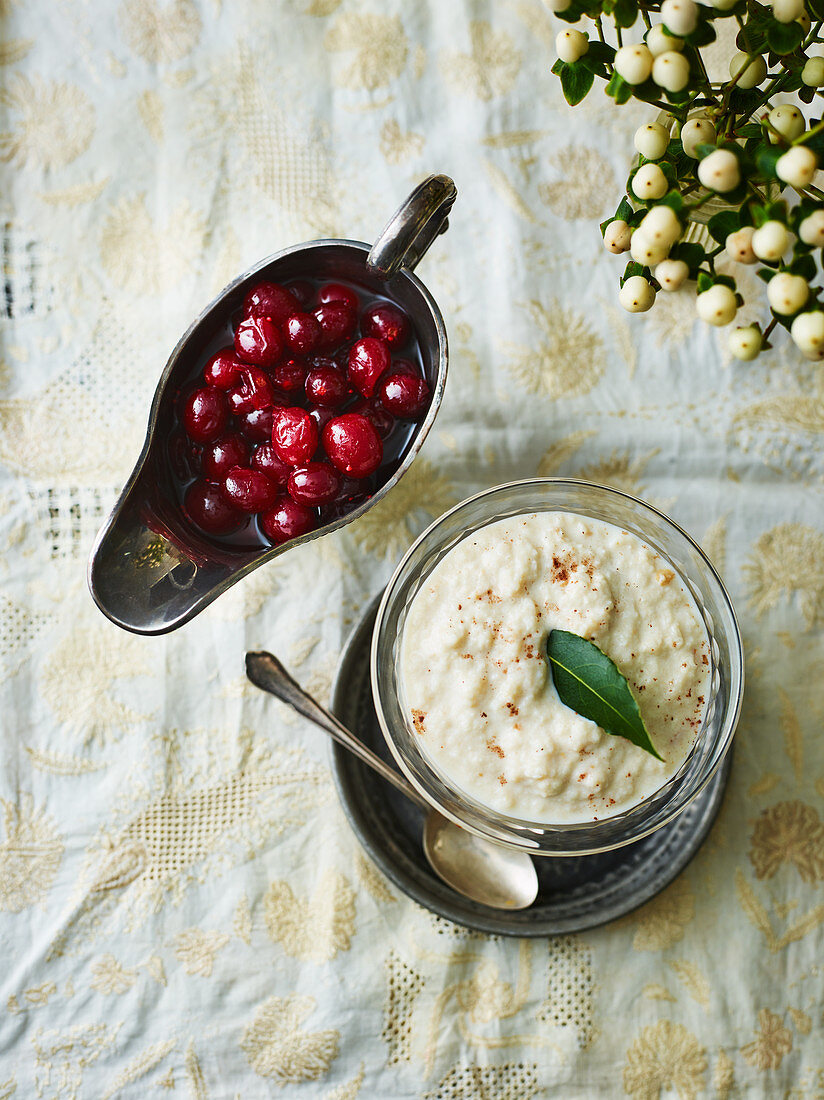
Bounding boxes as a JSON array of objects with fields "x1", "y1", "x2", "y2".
[{"x1": 88, "y1": 175, "x2": 456, "y2": 635}]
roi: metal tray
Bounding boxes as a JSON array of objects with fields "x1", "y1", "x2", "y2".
[{"x1": 330, "y1": 595, "x2": 731, "y2": 936}]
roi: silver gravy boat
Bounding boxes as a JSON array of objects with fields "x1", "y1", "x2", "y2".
[{"x1": 88, "y1": 175, "x2": 456, "y2": 635}]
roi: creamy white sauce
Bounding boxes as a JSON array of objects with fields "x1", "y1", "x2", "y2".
[{"x1": 400, "y1": 511, "x2": 711, "y2": 823}]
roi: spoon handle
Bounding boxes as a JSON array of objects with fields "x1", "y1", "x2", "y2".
[{"x1": 245, "y1": 650, "x2": 429, "y2": 811}]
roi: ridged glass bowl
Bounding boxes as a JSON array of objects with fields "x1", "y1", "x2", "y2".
[{"x1": 371, "y1": 479, "x2": 744, "y2": 857}]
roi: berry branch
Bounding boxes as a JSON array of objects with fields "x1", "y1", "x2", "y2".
[{"x1": 548, "y1": 0, "x2": 824, "y2": 359}]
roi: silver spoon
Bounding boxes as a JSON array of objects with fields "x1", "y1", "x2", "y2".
[{"x1": 245, "y1": 651, "x2": 539, "y2": 911}]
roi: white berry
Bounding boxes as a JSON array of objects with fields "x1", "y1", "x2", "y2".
[
  {"x1": 802, "y1": 57, "x2": 824, "y2": 87},
  {"x1": 631, "y1": 231, "x2": 670, "y2": 266},
  {"x1": 710, "y1": 0, "x2": 738, "y2": 9},
  {"x1": 655, "y1": 258, "x2": 689, "y2": 290},
  {"x1": 776, "y1": 146, "x2": 818, "y2": 189},
  {"x1": 767, "y1": 272, "x2": 810, "y2": 314},
  {"x1": 729, "y1": 52, "x2": 767, "y2": 88},
  {"x1": 640, "y1": 204, "x2": 682, "y2": 245},
  {"x1": 614, "y1": 44, "x2": 654, "y2": 85},
  {"x1": 791, "y1": 311, "x2": 824, "y2": 358},
  {"x1": 698, "y1": 149, "x2": 740, "y2": 192},
  {"x1": 543, "y1": 0, "x2": 572, "y2": 11},
  {"x1": 619, "y1": 275, "x2": 656, "y2": 312},
  {"x1": 646, "y1": 24, "x2": 684, "y2": 56},
  {"x1": 652, "y1": 51, "x2": 690, "y2": 92},
  {"x1": 798, "y1": 10, "x2": 812, "y2": 32},
  {"x1": 772, "y1": 0, "x2": 804, "y2": 22},
  {"x1": 696, "y1": 284, "x2": 738, "y2": 326},
  {"x1": 768, "y1": 105, "x2": 805, "y2": 144},
  {"x1": 681, "y1": 117, "x2": 716, "y2": 158},
  {"x1": 634, "y1": 122, "x2": 670, "y2": 160},
  {"x1": 752, "y1": 220, "x2": 790, "y2": 261},
  {"x1": 604, "y1": 219, "x2": 633, "y2": 254},
  {"x1": 725, "y1": 226, "x2": 757, "y2": 264},
  {"x1": 661, "y1": 0, "x2": 698, "y2": 36},
  {"x1": 632, "y1": 162, "x2": 669, "y2": 200},
  {"x1": 799, "y1": 209, "x2": 824, "y2": 246},
  {"x1": 556, "y1": 29, "x2": 589, "y2": 63},
  {"x1": 728, "y1": 326, "x2": 763, "y2": 360}
]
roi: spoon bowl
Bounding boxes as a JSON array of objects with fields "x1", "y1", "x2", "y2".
[
  {"x1": 245, "y1": 650, "x2": 539, "y2": 912},
  {"x1": 88, "y1": 176, "x2": 455, "y2": 635}
]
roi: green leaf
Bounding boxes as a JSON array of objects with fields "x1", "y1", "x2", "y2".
[
  {"x1": 605, "y1": 70, "x2": 633, "y2": 104},
  {"x1": 670, "y1": 241, "x2": 705, "y2": 272},
  {"x1": 546, "y1": 630, "x2": 663, "y2": 760},
  {"x1": 757, "y1": 145, "x2": 783, "y2": 178},
  {"x1": 586, "y1": 41, "x2": 616, "y2": 63},
  {"x1": 789, "y1": 252, "x2": 817, "y2": 280},
  {"x1": 697, "y1": 271, "x2": 714, "y2": 293},
  {"x1": 620, "y1": 260, "x2": 646, "y2": 286},
  {"x1": 612, "y1": 0, "x2": 639, "y2": 28},
  {"x1": 708, "y1": 210, "x2": 742, "y2": 244},
  {"x1": 800, "y1": 84, "x2": 817, "y2": 104},
  {"x1": 766, "y1": 19, "x2": 803, "y2": 54},
  {"x1": 685, "y1": 21, "x2": 716, "y2": 47},
  {"x1": 757, "y1": 266, "x2": 778, "y2": 282},
  {"x1": 559, "y1": 60, "x2": 595, "y2": 105}
]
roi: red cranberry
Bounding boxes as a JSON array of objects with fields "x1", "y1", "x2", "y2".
[
  {"x1": 251, "y1": 443, "x2": 291, "y2": 488},
  {"x1": 285, "y1": 280, "x2": 314, "y2": 309},
  {"x1": 390, "y1": 357, "x2": 419, "y2": 377},
  {"x1": 305, "y1": 364, "x2": 350, "y2": 407},
  {"x1": 283, "y1": 312, "x2": 321, "y2": 355},
  {"x1": 314, "y1": 303, "x2": 357, "y2": 350},
  {"x1": 227, "y1": 366, "x2": 277, "y2": 414},
  {"x1": 318, "y1": 282, "x2": 359, "y2": 311},
  {"x1": 204, "y1": 347, "x2": 243, "y2": 389},
  {"x1": 308, "y1": 405, "x2": 337, "y2": 433},
  {"x1": 362, "y1": 302, "x2": 410, "y2": 348},
  {"x1": 322, "y1": 413, "x2": 383, "y2": 477},
  {"x1": 348, "y1": 337, "x2": 390, "y2": 398},
  {"x1": 182, "y1": 386, "x2": 229, "y2": 443},
  {"x1": 378, "y1": 372, "x2": 431, "y2": 418},
  {"x1": 221, "y1": 467, "x2": 279, "y2": 513},
  {"x1": 272, "y1": 406, "x2": 319, "y2": 466},
  {"x1": 202, "y1": 433, "x2": 251, "y2": 480},
  {"x1": 234, "y1": 315, "x2": 283, "y2": 367},
  {"x1": 352, "y1": 396, "x2": 395, "y2": 438},
  {"x1": 288, "y1": 462, "x2": 342, "y2": 506},
  {"x1": 185, "y1": 479, "x2": 242, "y2": 535},
  {"x1": 243, "y1": 281, "x2": 295, "y2": 325},
  {"x1": 238, "y1": 406, "x2": 278, "y2": 443},
  {"x1": 331, "y1": 346, "x2": 351, "y2": 372},
  {"x1": 272, "y1": 358, "x2": 308, "y2": 394},
  {"x1": 260, "y1": 494, "x2": 317, "y2": 544}
]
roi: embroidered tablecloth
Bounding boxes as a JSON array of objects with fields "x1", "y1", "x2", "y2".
[{"x1": 1, "y1": 2, "x2": 822, "y2": 1097}]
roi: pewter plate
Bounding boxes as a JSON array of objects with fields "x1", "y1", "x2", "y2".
[{"x1": 330, "y1": 595, "x2": 732, "y2": 937}]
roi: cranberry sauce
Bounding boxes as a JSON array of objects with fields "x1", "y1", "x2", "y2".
[{"x1": 167, "y1": 276, "x2": 431, "y2": 551}]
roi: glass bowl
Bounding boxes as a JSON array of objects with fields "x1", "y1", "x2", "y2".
[{"x1": 370, "y1": 478, "x2": 744, "y2": 857}]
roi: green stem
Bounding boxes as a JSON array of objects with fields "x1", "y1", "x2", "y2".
[
  {"x1": 641, "y1": 7, "x2": 652, "y2": 29},
  {"x1": 794, "y1": 117, "x2": 824, "y2": 145},
  {"x1": 596, "y1": 16, "x2": 606, "y2": 44},
  {"x1": 764, "y1": 317, "x2": 778, "y2": 339}
]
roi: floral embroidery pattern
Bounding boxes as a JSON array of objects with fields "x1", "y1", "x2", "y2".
[
  {"x1": 623, "y1": 1020, "x2": 707, "y2": 1100},
  {"x1": 0, "y1": 795, "x2": 64, "y2": 913},
  {"x1": 504, "y1": 299, "x2": 606, "y2": 398},
  {"x1": 323, "y1": 14, "x2": 408, "y2": 91},
  {"x1": 740, "y1": 1009, "x2": 793, "y2": 1070},
  {"x1": 264, "y1": 870, "x2": 356, "y2": 963},
  {"x1": 440, "y1": 21, "x2": 521, "y2": 101},
  {"x1": 749, "y1": 801, "x2": 824, "y2": 883},
  {"x1": 0, "y1": 74, "x2": 94, "y2": 169},
  {"x1": 240, "y1": 995, "x2": 339, "y2": 1084}
]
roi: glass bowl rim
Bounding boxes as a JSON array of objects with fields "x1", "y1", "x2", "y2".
[{"x1": 369, "y1": 477, "x2": 744, "y2": 855}]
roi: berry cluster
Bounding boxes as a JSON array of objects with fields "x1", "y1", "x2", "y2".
[
  {"x1": 548, "y1": 0, "x2": 824, "y2": 360},
  {"x1": 174, "y1": 278, "x2": 431, "y2": 547}
]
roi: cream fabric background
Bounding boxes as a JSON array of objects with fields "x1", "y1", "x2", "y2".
[{"x1": 0, "y1": 1, "x2": 823, "y2": 1097}]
